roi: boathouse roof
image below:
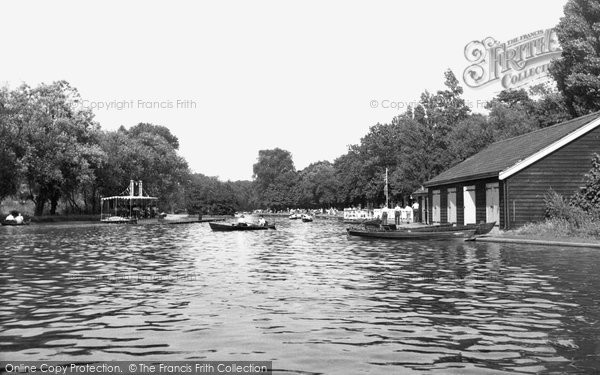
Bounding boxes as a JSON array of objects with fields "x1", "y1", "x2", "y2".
[{"x1": 424, "y1": 111, "x2": 600, "y2": 187}]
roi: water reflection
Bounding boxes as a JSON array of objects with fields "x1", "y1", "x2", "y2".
[{"x1": 1, "y1": 220, "x2": 599, "y2": 373}]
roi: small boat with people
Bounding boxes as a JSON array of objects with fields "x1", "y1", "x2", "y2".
[
  {"x1": 2, "y1": 211, "x2": 29, "y2": 226},
  {"x1": 210, "y1": 214, "x2": 275, "y2": 231},
  {"x1": 209, "y1": 222, "x2": 276, "y2": 231},
  {"x1": 347, "y1": 221, "x2": 495, "y2": 240},
  {"x1": 301, "y1": 214, "x2": 313, "y2": 222},
  {"x1": 1, "y1": 220, "x2": 30, "y2": 226},
  {"x1": 289, "y1": 213, "x2": 301, "y2": 220}
]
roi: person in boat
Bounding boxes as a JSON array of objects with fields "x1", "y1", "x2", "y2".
[
  {"x1": 237, "y1": 214, "x2": 248, "y2": 226},
  {"x1": 5, "y1": 212, "x2": 15, "y2": 222},
  {"x1": 15, "y1": 213, "x2": 24, "y2": 224},
  {"x1": 380, "y1": 209, "x2": 388, "y2": 228},
  {"x1": 258, "y1": 216, "x2": 266, "y2": 226},
  {"x1": 394, "y1": 204, "x2": 401, "y2": 225}
]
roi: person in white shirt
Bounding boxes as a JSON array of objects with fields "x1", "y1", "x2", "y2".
[
  {"x1": 15, "y1": 213, "x2": 24, "y2": 224},
  {"x1": 258, "y1": 216, "x2": 266, "y2": 226},
  {"x1": 237, "y1": 215, "x2": 247, "y2": 226},
  {"x1": 5, "y1": 213, "x2": 15, "y2": 222},
  {"x1": 412, "y1": 201, "x2": 420, "y2": 223}
]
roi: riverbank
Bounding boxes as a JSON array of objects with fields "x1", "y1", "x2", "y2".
[
  {"x1": 472, "y1": 228, "x2": 600, "y2": 248},
  {"x1": 473, "y1": 235, "x2": 600, "y2": 248},
  {"x1": 2, "y1": 214, "x2": 232, "y2": 224},
  {"x1": 30, "y1": 214, "x2": 100, "y2": 223},
  {"x1": 469, "y1": 217, "x2": 599, "y2": 248}
]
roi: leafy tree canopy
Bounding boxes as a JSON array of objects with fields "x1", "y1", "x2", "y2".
[{"x1": 550, "y1": 0, "x2": 600, "y2": 116}]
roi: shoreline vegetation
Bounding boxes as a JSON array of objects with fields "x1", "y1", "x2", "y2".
[{"x1": 2, "y1": 0, "x2": 600, "y2": 242}]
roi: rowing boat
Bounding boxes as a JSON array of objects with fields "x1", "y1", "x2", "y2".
[
  {"x1": 301, "y1": 214, "x2": 313, "y2": 222},
  {"x1": 346, "y1": 221, "x2": 495, "y2": 240},
  {"x1": 209, "y1": 222, "x2": 276, "y2": 231},
  {"x1": 406, "y1": 222, "x2": 496, "y2": 235},
  {"x1": 346, "y1": 227, "x2": 476, "y2": 239},
  {"x1": 1, "y1": 220, "x2": 31, "y2": 226}
]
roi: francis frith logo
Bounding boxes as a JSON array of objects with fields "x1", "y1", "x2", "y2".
[{"x1": 463, "y1": 28, "x2": 562, "y2": 90}]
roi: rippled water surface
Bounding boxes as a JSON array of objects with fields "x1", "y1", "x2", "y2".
[{"x1": 2, "y1": 219, "x2": 600, "y2": 373}]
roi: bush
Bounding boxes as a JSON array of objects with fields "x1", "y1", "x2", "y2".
[
  {"x1": 543, "y1": 189, "x2": 600, "y2": 238},
  {"x1": 544, "y1": 189, "x2": 588, "y2": 225},
  {"x1": 571, "y1": 153, "x2": 600, "y2": 212}
]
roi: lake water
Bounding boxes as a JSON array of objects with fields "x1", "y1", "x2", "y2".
[{"x1": 1, "y1": 219, "x2": 600, "y2": 373}]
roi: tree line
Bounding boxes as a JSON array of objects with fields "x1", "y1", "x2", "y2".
[
  {"x1": 1, "y1": 0, "x2": 598, "y2": 216},
  {"x1": 250, "y1": 0, "x2": 600, "y2": 211},
  {"x1": 0, "y1": 81, "x2": 189, "y2": 216}
]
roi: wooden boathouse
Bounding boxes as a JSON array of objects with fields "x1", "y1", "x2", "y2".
[{"x1": 423, "y1": 112, "x2": 600, "y2": 229}]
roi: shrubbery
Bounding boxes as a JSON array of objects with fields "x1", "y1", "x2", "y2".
[
  {"x1": 534, "y1": 156, "x2": 600, "y2": 239},
  {"x1": 570, "y1": 153, "x2": 600, "y2": 215},
  {"x1": 541, "y1": 190, "x2": 600, "y2": 238}
]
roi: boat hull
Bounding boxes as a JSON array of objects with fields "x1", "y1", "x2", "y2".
[
  {"x1": 346, "y1": 228, "x2": 476, "y2": 240},
  {"x1": 1, "y1": 221, "x2": 30, "y2": 226},
  {"x1": 406, "y1": 222, "x2": 496, "y2": 235},
  {"x1": 209, "y1": 222, "x2": 276, "y2": 231},
  {"x1": 101, "y1": 218, "x2": 138, "y2": 224}
]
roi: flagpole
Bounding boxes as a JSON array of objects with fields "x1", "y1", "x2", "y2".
[{"x1": 385, "y1": 168, "x2": 389, "y2": 208}]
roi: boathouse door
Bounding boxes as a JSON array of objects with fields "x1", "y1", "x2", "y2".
[
  {"x1": 486, "y1": 182, "x2": 500, "y2": 225},
  {"x1": 432, "y1": 190, "x2": 441, "y2": 223},
  {"x1": 447, "y1": 188, "x2": 457, "y2": 223},
  {"x1": 463, "y1": 185, "x2": 476, "y2": 225}
]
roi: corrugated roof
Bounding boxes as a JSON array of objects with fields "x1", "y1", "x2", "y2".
[{"x1": 424, "y1": 111, "x2": 600, "y2": 186}]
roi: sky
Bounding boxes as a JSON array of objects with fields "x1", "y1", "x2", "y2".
[{"x1": 1, "y1": 0, "x2": 568, "y2": 181}]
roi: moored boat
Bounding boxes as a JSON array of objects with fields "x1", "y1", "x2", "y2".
[
  {"x1": 301, "y1": 214, "x2": 313, "y2": 222},
  {"x1": 402, "y1": 222, "x2": 496, "y2": 235},
  {"x1": 209, "y1": 222, "x2": 276, "y2": 231},
  {"x1": 346, "y1": 227, "x2": 476, "y2": 240},
  {"x1": 101, "y1": 216, "x2": 137, "y2": 224},
  {"x1": 1, "y1": 220, "x2": 31, "y2": 226}
]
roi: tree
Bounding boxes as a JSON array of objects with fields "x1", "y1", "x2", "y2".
[
  {"x1": 252, "y1": 148, "x2": 297, "y2": 209},
  {"x1": 7, "y1": 81, "x2": 102, "y2": 215},
  {"x1": 571, "y1": 153, "x2": 600, "y2": 213},
  {"x1": 295, "y1": 161, "x2": 339, "y2": 208},
  {"x1": 0, "y1": 87, "x2": 21, "y2": 201},
  {"x1": 333, "y1": 148, "x2": 370, "y2": 206},
  {"x1": 126, "y1": 123, "x2": 180, "y2": 149},
  {"x1": 330, "y1": 70, "x2": 475, "y2": 207},
  {"x1": 445, "y1": 114, "x2": 493, "y2": 168},
  {"x1": 185, "y1": 173, "x2": 238, "y2": 215},
  {"x1": 96, "y1": 126, "x2": 189, "y2": 213},
  {"x1": 228, "y1": 180, "x2": 257, "y2": 212},
  {"x1": 485, "y1": 93, "x2": 539, "y2": 141},
  {"x1": 417, "y1": 70, "x2": 471, "y2": 131},
  {"x1": 549, "y1": 0, "x2": 600, "y2": 116},
  {"x1": 527, "y1": 84, "x2": 572, "y2": 128}
]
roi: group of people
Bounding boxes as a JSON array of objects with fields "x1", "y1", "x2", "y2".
[
  {"x1": 4, "y1": 212, "x2": 25, "y2": 224},
  {"x1": 236, "y1": 215, "x2": 268, "y2": 227},
  {"x1": 380, "y1": 201, "x2": 420, "y2": 225}
]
